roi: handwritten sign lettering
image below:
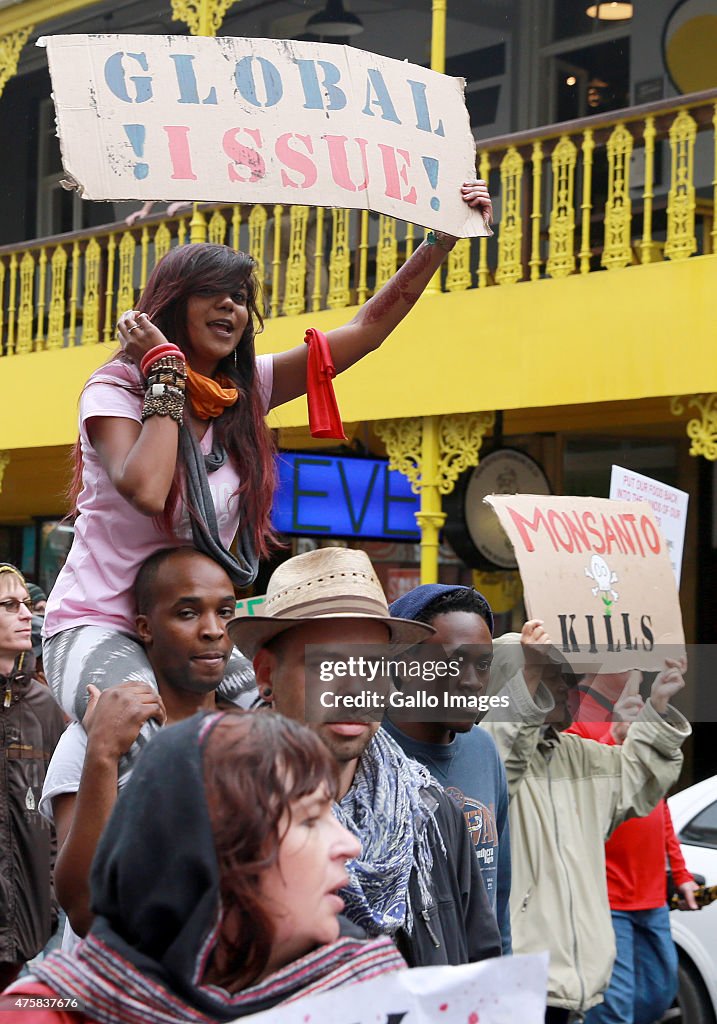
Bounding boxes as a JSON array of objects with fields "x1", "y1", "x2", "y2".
[
  {"x1": 609, "y1": 466, "x2": 689, "y2": 586},
  {"x1": 486, "y1": 494, "x2": 686, "y2": 670}
]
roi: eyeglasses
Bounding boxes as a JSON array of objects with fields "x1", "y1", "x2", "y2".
[{"x1": 0, "y1": 598, "x2": 34, "y2": 615}]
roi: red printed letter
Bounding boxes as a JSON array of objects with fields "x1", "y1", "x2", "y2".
[
  {"x1": 506, "y1": 506, "x2": 555, "y2": 554},
  {"x1": 275, "y1": 133, "x2": 317, "y2": 189},
  {"x1": 323, "y1": 135, "x2": 369, "y2": 192},
  {"x1": 378, "y1": 145, "x2": 417, "y2": 204},
  {"x1": 640, "y1": 515, "x2": 661, "y2": 554},
  {"x1": 223, "y1": 128, "x2": 265, "y2": 183},
  {"x1": 163, "y1": 126, "x2": 197, "y2": 181}
]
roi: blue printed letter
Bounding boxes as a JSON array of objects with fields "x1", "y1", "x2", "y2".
[
  {"x1": 407, "y1": 80, "x2": 445, "y2": 136},
  {"x1": 169, "y1": 54, "x2": 217, "y2": 105},
  {"x1": 104, "y1": 52, "x2": 152, "y2": 103},
  {"x1": 295, "y1": 59, "x2": 346, "y2": 111},
  {"x1": 362, "y1": 69, "x2": 401, "y2": 124},
  {"x1": 234, "y1": 56, "x2": 283, "y2": 108}
]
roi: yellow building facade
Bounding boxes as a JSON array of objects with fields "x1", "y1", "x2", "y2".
[{"x1": 1, "y1": 0, "x2": 716, "y2": 699}]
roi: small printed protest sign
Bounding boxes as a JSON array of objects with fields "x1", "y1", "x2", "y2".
[
  {"x1": 230, "y1": 952, "x2": 548, "y2": 1024},
  {"x1": 485, "y1": 494, "x2": 686, "y2": 670},
  {"x1": 41, "y1": 34, "x2": 488, "y2": 236},
  {"x1": 609, "y1": 466, "x2": 689, "y2": 587},
  {"x1": 234, "y1": 595, "x2": 266, "y2": 617}
]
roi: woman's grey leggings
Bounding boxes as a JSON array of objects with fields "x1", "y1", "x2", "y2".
[{"x1": 43, "y1": 625, "x2": 259, "y2": 777}]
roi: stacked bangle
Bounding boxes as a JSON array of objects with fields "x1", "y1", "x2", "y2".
[
  {"x1": 145, "y1": 355, "x2": 187, "y2": 395},
  {"x1": 140, "y1": 342, "x2": 187, "y2": 426},
  {"x1": 140, "y1": 343, "x2": 186, "y2": 378}
]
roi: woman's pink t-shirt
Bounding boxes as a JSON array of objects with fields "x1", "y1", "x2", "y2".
[{"x1": 44, "y1": 356, "x2": 273, "y2": 639}]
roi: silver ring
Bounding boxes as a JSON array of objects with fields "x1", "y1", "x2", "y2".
[{"x1": 127, "y1": 325, "x2": 140, "y2": 333}]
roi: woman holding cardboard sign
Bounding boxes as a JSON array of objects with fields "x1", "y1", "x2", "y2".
[
  {"x1": 3, "y1": 711, "x2": 406, "y2": 1021},
  {"x1": 43, "y1": 181, "x2": 492, "y2": 748}
]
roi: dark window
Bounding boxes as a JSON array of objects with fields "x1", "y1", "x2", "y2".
[
  {"x1": 552, "y1": 0, "x2": 622, "y2": 42},
  {"x1": 563, "y1": 438, "x2": 680, "y2": 499},
  {"x1": 680, "y1": 799, "x2": 717, "y2": 850},
  {"x1": 466, "y1": 86, "x2": 501, "y2": 128},
  {"x1": 445, "y1": 44, "x2": 506, "y2": 83},
  {"x1": 552, "y1": 37, "x2": 630, "y2": 123}
]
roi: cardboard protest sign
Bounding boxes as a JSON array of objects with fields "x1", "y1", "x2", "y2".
[
  {"x1": 41, "y1": 34, "x2": 488, "y2": 237},
  {"x1": 234, "y1": 595, "x2": 266, "y2": 616},
  {"x1": 609, "y1": 466, "x2": 689, "y2": 586},
  {"x1": 485, "y1": 494, "x2": 686, "y2": 670},
  {"x1": 231, "y1": 952, "x2": 548, "y2": 1024}
]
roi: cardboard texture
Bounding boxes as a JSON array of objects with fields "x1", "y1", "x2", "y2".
[
  {"x1": 485, "y1": 494, "x2": 686, "y2": 670},
  {"x1": 42, "y1": 34, "x2": 489, "y2": 237}
]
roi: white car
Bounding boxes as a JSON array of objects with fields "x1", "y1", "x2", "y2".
[{"x1": 668, "y1": 775, "x2": 717, "y2": 1024}]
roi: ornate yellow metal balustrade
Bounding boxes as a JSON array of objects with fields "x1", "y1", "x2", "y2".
[
  {"x1": 0, "y1": 203, "x2": 417, "y2": 355},
  {"x1": 1, "y1": 86, "x2": 716, "y2": 358},
  {"x1": 482, "y1": 86, "x2": 717, "y2": 284}
]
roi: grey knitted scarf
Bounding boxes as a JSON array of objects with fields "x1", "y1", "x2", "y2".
[{"x1": 180, "y1": 426, "x2": 259, "y2": 588}]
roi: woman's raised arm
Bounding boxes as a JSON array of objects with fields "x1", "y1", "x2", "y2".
[{"x1": 269, "y1": 179, "x2": 492, "y2": 410}]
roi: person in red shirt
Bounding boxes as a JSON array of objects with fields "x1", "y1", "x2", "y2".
[
  {"x1": 570, "y1": 669, "x2": 632, "y2": 724},
  {"x1": 568, "y1": 674, "x2": 699, "y2": 1024}
]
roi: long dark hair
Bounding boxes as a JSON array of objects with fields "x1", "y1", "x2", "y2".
[
  {"x1": 69, "y1": 244, "x2": 277, "y2": 557},
  {"x1": 202, "y1": 712, "x2": 338, "y2": 990}
]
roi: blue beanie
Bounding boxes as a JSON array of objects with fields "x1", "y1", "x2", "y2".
[{"x1": 389, "y1": 584, "x2": 494, "y2": 636}]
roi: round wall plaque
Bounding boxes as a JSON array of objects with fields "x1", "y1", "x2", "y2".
[{"x1": 445, "y1": 449, "x2": 552, "y2": 569}]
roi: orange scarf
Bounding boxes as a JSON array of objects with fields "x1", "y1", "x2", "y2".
[{"x1": 185, "y1": 366, "x2": 239, "y2": 420}]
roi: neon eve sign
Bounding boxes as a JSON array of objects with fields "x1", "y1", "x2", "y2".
[{"x1": 272, "y1": 454, "x2": 420, "y2": 539}]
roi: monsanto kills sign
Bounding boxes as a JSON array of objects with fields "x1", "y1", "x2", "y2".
[
  {"x1": 41, "y1": 34, "x2": 489, "y2": 237},
  {"x1": 485, "y1": 495, "x2": 686, "y2": 670}
]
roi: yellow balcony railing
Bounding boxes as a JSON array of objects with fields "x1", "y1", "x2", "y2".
[
  {"x1": 2, "y1": 87, "x2": 717, "y2": 357},
  {"x1": 476, "y1": 86, "x2": 717, "y2": 284},
  {"x1": 0, "y1": 202, "x2": 422, "y2": 355}
]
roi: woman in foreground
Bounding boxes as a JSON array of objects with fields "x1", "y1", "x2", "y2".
[{"x1": 3, "y1": 711, "x2": 405, "y2": 1022}]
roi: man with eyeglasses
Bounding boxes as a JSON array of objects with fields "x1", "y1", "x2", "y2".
[{"x1": 0, "y1": 564, "x2": 65, "y2": 988}]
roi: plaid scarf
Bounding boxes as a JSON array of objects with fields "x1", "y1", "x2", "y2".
[
  {"x1": 32, "y1": 933, "x2": 404, "y2": 1024},
  {"x1": 335, "y1": 729, "x2": 445, "y2": 938}
]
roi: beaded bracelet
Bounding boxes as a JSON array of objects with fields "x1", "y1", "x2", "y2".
[
  {"x1": 145, "y1": 353, "x2": 186, "y2": 371},
  {"x1": 146, "y1": 367, "x2": 187, "y2": 394},
  {"x1": 425, "y1": 229, "x2": 455, "y2": 253},
  {"x1": 145, "y1": 355, "x2": 187, "y2": 393},
  {"x1": 140, "y1": 343, "x2": 186, "y2": 378},
  {"x1": 141, "y1": 384, "x2": 185, "y2": 426}
]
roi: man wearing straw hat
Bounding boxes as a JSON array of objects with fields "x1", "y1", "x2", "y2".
[{"x1": 229, "y1": 546, "x2": 502, "y2": 969}]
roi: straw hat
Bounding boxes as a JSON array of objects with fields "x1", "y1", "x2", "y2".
[{"x1": 227, "y1": 547, "x2": 434, "y2": 658}]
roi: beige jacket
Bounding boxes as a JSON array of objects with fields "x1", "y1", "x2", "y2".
[{"x1": 481, "y1": 654, "x2": 690, "y2": 1013}]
